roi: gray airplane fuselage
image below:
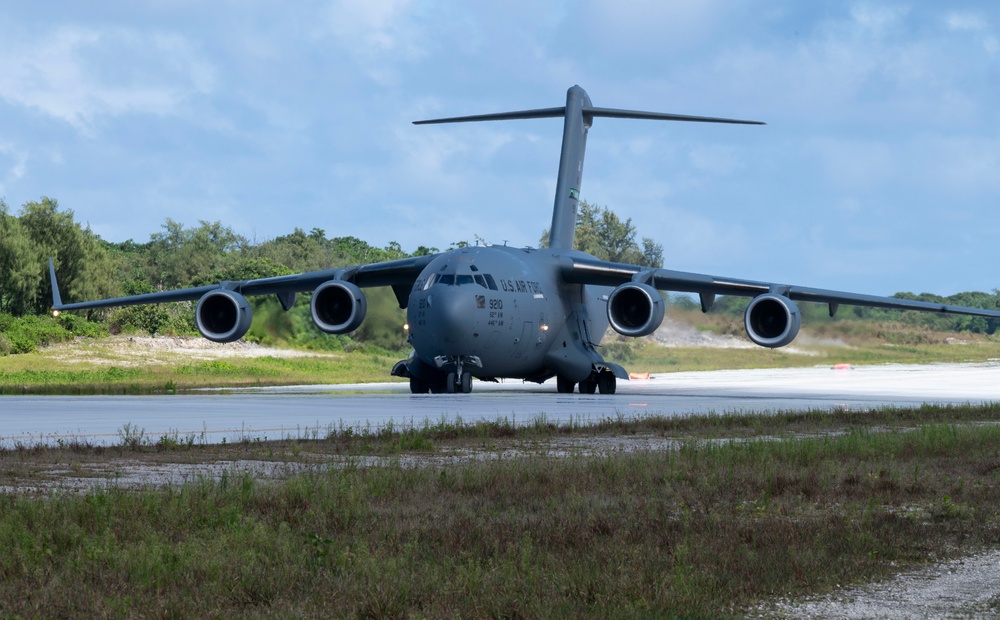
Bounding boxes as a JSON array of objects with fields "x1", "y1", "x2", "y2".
[{"x1": 404, "y1": 245, "x2": 609, "y2": 384}]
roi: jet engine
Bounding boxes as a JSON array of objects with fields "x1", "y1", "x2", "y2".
[
  {"x1": 607, "y1": 282, "x2": 665, "y2": 337},
  {"x1": 195, "y1": 289, "x2": 253, "y2": 343},
  {"x1": 744, "y1": 293, "x2": 801, "y2": 348},
  {"x1": 311, "y1": 280, "x2": 367, "y2": 334}
]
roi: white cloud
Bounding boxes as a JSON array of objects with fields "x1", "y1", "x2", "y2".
[
  {"x1": 0, "y1": 26, "x2": 215, "y2": 132},
  {"x1": 0, "y1": 142, "x2": 28, "y2": 196},
  {"x1": 580, "y1": 0, "x2": 735, "y2": 53},
  {"x1": 697, "y1": 3, "x2": 998, "y2": 129},
  {"x1": 318, "y1": 0, "x2": 425, "y2": 84},
  {"x1": 849, "y1": 3, "x2": 909, "y2": 36},
  {"x1": 945, "y1": 11, "x2": 998, "y2": 57},
  {"x1": 946, "y1": 12, "x2": 988, "y2": 32}
]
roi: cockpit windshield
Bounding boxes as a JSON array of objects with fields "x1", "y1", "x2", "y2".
[{"x1": 423, "y1": 272, "x2": 498, "y2": 290}]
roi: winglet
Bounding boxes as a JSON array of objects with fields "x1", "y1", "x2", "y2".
[{"x1": 48, "y1": 257, "x2": 63, "y2": 314}]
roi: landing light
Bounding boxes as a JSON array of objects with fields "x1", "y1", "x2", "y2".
[
  {"x1": 403, "y1": 323, "x2": 410, "y2": 330},
  {"x1": 51, "y1": 309, "x2": 60, "y2": 318},
  {"x1": 540, "y1": 324, "x2": 549, "y2": 331}
]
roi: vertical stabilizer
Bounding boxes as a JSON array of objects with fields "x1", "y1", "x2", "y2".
[
  {"x1": 414, "y1": 86, "x2": 763, "y2": 251},
  {"x1": 548, "y1": 86, "x2": 591, "y2": 250}
]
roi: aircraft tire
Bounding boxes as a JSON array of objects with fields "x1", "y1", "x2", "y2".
[
  {"x1": 598, "y1": 371, "x2": 616, "y2": 395},
  {"x1": 460, "y1": 371, "x2": 472, "y2": 393},
  {"x1": 410, "y1": 377, "x2": 430, "y2": 394},
  {"x1": 556, "y1": 376, "x2": 575, "y2": 393},
  {"x1": 445, "y1": 372, "x2": 457, "y2": 394},
  {"x1": 579, "y1": 379, "x2": 597, "y2": 394}
]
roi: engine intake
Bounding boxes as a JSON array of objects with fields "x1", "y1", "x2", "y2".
[
  {"x1": 311, "y1": 280, "x2": 367, "y2": 334},
  {"x1": 607, "y1": 282, "x2": 665, "y2": 337},
  {"x1": 195, "y1": 290, "x2": 253, "y2": 343},
  {"x1": 744, "y1": 293, "x2": 800, "y2": 348}
]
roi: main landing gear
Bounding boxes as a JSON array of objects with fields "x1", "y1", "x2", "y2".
[
  {"x1": 409, "y1": 371, "x2": 473, "y2": 394},
  {"x1": 557, "y1": 369, "x2": 616, "y2": 395}
]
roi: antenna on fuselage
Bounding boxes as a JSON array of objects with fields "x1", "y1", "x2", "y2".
[{"x1": 414, "y1": 85, "x2": 764, "y2": 251}]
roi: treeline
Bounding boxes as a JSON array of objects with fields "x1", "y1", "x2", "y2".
[
  {"x1": 1, "y1": 197, "x2": 998, "y2": 356},
  {"x1": 0, "y1": 198, "x2": 437, "y2": 354}
]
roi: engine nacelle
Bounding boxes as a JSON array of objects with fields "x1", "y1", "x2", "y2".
[
  {"x1": 195, "y1": 290, "x2": 253, "y2": 343},
  {"x1": 744, "y1": 293, "x2": 801, "y2": 348},
  {"x1": 311, "y1": 280, "x2": 367, "y2": 334},
  {"x1": 607, "y1": 282, "x2": 665, "y2": 338}
]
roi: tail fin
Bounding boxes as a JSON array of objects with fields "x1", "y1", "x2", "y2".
[{"x1": 415, "y1": 85, "x2": 764, "y2": 250}]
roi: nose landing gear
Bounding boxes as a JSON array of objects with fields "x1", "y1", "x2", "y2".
[
  {"x1": 400, "y1": 354, "x2": 481, "y2": 394},
  {"x1": 435, "y1": 355, "x2": 479, "y2": 393},
  {"x1": 445, "y1": 371, "x2": 473, "y2": 394}
]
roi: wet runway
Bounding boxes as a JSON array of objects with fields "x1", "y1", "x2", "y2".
[{"x1": 1, "y1": 362, "x2": 998, "y2": 446}]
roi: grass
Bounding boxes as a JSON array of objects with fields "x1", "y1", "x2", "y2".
[
  {"x1": 1, "y1": 318, "x2": 998, "y2": 394},
  {"x1": 2, "y1": 405, "x2": 1000, "y2": 617},
  {"x1": 613, "y1": 335, "x2": 1000, "y2": 375},
  {"x1": 0, "y1": 338, "x2": 405, "y2": 394}
]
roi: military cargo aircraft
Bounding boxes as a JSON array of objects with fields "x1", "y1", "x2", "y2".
[{"x1": 49, "y1": 85, "x2": 1000, "y2": 394}]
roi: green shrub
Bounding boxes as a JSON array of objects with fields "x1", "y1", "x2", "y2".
[{"x1": 0, "y1": 312, "x2": 105, "y2": 355}]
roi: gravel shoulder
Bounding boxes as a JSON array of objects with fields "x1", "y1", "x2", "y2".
[{"x1": 752, "y1": 551, "x2": 1000, "y2": 619}]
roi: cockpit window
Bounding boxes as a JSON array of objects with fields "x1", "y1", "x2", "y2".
[
  {"x1": 424, "y1": 271, "x2": 498, "y2": 289},
  {"x1": 423, "y1": 274, "x2": 442, "y2": 290}
]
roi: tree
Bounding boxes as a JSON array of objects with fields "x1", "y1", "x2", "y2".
[
  {"x1": 641, "y1": 237, "x2": 664, "y2": 270},
  {"x1": 11, "y1": 197, "x2": 117, "y2": 316},
  {"x1": 539, "y1": 201, "x2": 663, "y2": 268},
  {"x1": 145, "y1": 219, "x2": 247, "y2": 288},
  {"x1": 0, "y1": 202, "x2": 43, "y2": 315}
]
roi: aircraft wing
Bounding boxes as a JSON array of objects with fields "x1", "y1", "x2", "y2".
[
  {"x1": 49, "y1": 255, "x2": 437, "y2": 313},
  {"x1": 561, "y1": 256, "x2": 1000, "y2": 319}
]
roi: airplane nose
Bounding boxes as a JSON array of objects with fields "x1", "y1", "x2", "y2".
[{"x1": 422, "y1": 287, "x2": 477, "y2": 351}]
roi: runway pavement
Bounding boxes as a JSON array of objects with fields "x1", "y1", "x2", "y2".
[{"x1": 1, "y1": 362, "x2": 998, "y2": 446}]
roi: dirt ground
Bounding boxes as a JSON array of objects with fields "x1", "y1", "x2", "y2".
[{"x1": 42, "y1": 335, "x2": 335, "y2": 365}]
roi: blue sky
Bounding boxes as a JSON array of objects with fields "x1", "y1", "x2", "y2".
[{"x1": 0, "y1": 1, "x2": 997, "y2": 296}]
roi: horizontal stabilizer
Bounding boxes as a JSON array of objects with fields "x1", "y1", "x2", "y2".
[
  {"x1": 415, "y1": 105, "x2": 764, "y2": 127},
  {"x1": 414, "y1": 106, "x2": 566, "y2": 125},
  {"x1": 587, "y1": 106, "x2": 764, "y2": 126}
]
